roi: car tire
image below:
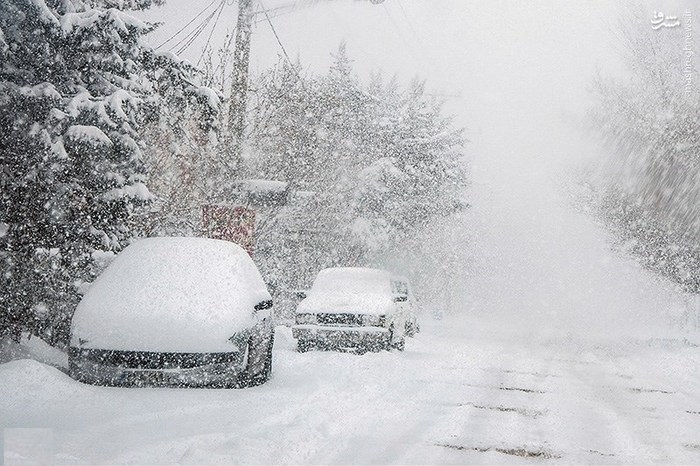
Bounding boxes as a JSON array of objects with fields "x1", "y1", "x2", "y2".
[
  {"x1": 405, "y1": 321, "x2": 415, "y2": 337},
  {"x1": 239, "y1": 333, "x2": 274, "y2": 388},
  {"x1": 252, "y1": 336, "x2": 274, "y2": 386},
  {"x1": 297, "y1": 338, "x2": 313, "y2": 353},
  {"x1": 388, "y1": 326, "x2": 405, "y2": 351}
]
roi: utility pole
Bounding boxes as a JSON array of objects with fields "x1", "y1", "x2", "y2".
[
  {"x1": 226, "y1": 0, "x2": 383, "y2": 170},
  {"x1": 227, "y1": 0, "x2": 254, "y2": 169}
]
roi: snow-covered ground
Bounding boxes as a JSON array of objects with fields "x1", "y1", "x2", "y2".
[{"x1": 2, "y1": 318, "x2": 700, "y2": 465}]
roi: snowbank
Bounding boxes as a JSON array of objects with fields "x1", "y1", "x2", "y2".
[
  {"x1": 0, "y1": 334, "x2": 67, "y2": 369},
  {"x1": 0, "y1": 359, "x2": 78, "y2": 408},
  {"x1": 71, "y1": 237, "x2": 271, "y2": 353}
]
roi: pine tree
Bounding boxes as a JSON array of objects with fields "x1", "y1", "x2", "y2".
[{"x1": 0, "y1": 0, "x2": 217, "y2": 344}]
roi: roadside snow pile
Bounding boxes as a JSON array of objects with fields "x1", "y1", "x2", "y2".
[
  {"x1": 71, "y1": 237, "x2": 271, "y2": 353},
  {"x1": 0, "y1": 360, "x2": 79, "y2": 411},
  {"x1": 0, "y1": 334, "x2": 67, "y2": 369}
]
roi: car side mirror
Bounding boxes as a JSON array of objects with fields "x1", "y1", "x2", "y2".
[
  {"x1": 294, "y1": 290, "x2": 307, "y2": 299},
  {"x1": 254, "y1": 299, "x2": 273, "y2": 311},
  {"x1": 393, "y1": 295, "x2": 407, "y2": 303}
]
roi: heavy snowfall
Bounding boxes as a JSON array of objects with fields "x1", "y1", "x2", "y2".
[{"x1": 1, "y1": 0, "x2": 700, "y2": 464}]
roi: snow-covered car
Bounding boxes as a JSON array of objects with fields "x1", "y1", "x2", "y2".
[
  {"x1": 68, "y1": 237, "x2": 275, "y2": 388},
  {"x1": 292, "y1": 267, "x2": 418, "y2": 352}
]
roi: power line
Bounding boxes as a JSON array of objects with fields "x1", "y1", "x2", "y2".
[
  {"x1": 173, "y1": 0, "x2": 225, "y2": 56},
  {"x1": 209, "y1": 27, "x2": 237, "y2": 86},
  {"x1": 254, "y1": 4, "x2": 296, "y2": 19},
  {"x1": 173, "y1": 16, "x2": 211, "y2": 55},
  {"x1": 170, "y1": 11, "x2": 214, "y2": 53},
  {"x1": 381, "y1": 2, "x2": 425, "y2": 66},
  {"x1": 260, "y1": 0, "x2": 303, "y2": 83},
  {"x1": 395, "y1": 0, "x2": 422, "y2": 44},
  {"x1": 155, "y1": 0, "x2": 221, "y2": 50},
  {"x1": 197, "y1": 0, "x2": 228, "y2": 66}
]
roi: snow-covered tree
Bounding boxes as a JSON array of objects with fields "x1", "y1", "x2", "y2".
[
  {"x1": 353, "y1": 75, "x2": 467, "y2": 253},
  {"x1": 246, "y1": 45, "x2": 468, "y2": 317},
  {"x1": 0, "y1": 0, "x2": 216, "y2": 344},
  {"x1": 137, "y1": 70, "x2": 222, "y2": 237},
  {"x1": 589, "y1": 7, "x2": 700, "y2": 293}
]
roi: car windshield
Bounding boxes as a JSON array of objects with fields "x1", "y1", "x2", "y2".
[{"x1": 310, "y1": 268, "x2": 391, "y2": 296}]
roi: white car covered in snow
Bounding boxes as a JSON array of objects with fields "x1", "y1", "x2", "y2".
[
  {"x1": 292, "y1": 267, "x2": 418, "y2": 352},
  {"x1": 69, "y1": 237, "x2": 275, "y2": 388}
]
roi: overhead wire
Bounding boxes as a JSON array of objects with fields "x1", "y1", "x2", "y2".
[
  {"x1": 169, "y1": 11, "x2": 214, "y2": 53},
  {"x1": 196, "y1": 0, "x2": 228, "y2": 66},
  {"x1": 254, "y1": 4, "x2": 297, "y2": 20},
  {"x1": 155, "y1": 0, "x2": 221, "y2": 50},
  {"x1": 259, "y1": 0, "x2": 304, "y2": 83},
  {"x1": 381, "y1": 2, "x2": 422, "y2": 64},
  {"x1": 208, "y1": 26, "x2": 237, "y2": 87},
  {"x1": 395, "y1": 0, "x2": 423, "y2": 44},
  {"x1": 174, "y1": 0, "x2": 225, "y2": 56}
]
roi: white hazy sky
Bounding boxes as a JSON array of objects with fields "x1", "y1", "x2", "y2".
[
  {"x1": 137, "y1": 0, "x2": 696, "y2": 163},
  {"x1": 139, "y1": 1, "x2": 629, "y2": 129}
]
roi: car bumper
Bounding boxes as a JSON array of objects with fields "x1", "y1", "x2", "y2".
[
  {"x1": 292, "y1": 325, "x2": 390, "y2": 351},
  {"x1": 68, "y1": 347, "x2": 247, "y2": 388}
]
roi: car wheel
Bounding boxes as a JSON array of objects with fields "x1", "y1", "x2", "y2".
[
  {"x1": 251, "y1": 335, "x2": 274, "y2": 386},
  {"x1": 388, "y1": 326, "x2": 404, "y2": 351},
  {"x1": 297, "y1": 338, "x2": 313, "y2": 353},
  {"x1": 392, "y1": 336, "x2": 406, "y2": 351},
  {"x1": 238, "y1": 333, "x2": 273, "y2": 388}
]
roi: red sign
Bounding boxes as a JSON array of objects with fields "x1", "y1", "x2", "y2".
[{"x1": 202, "y1": 205, "x2": 256, "y2": 256}]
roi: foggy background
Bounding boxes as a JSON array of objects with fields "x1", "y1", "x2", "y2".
[{"x1": 138, "y1": 0, "x2": 695, "y2": 336}]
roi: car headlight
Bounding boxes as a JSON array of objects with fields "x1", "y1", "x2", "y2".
[
  {"x1": 362, "y1": 314, "x2": 386, "y2": 327},
  {"x1": 295, "y1": 313, "x2": 316, "y2": 325}
]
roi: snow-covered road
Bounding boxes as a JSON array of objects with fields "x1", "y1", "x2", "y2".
[{"x1": 2, "y1": 317, "x2": 700, "y2": 464}]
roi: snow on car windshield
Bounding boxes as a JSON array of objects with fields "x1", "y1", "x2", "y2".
[
  {"x1": 71, "y1": 237, "x2": 270, "y2": 353},
  {"x1": 309, "y1": 268, "x2": 392, "y2": 296}
]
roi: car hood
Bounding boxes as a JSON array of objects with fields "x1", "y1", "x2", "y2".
[{"x1": 296, "y1": 292, "x2": 394, "y2": 315}]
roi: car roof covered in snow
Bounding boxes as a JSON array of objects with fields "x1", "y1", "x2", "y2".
[
  {"x1": 297, "y1": 267, "x2": 395, "y2": 315},
  {"x1": 71, "y1": 237, "x2": 271, "y2": 353},
  {"x1": 311, "y1": 267, "x2": 392, "y2": 293}
]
